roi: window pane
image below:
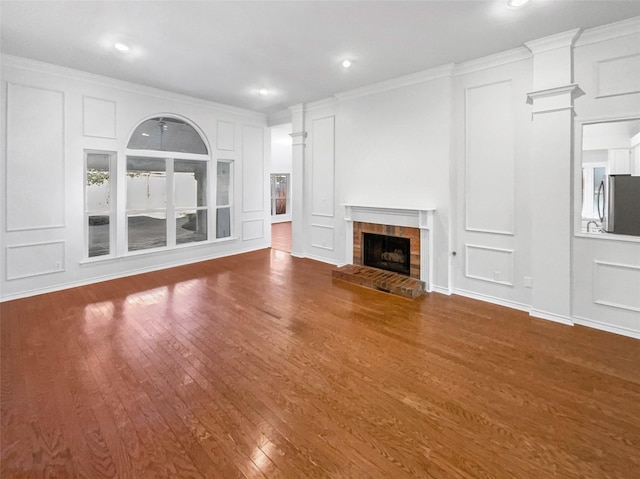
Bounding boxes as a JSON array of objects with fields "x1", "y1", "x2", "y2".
[
  {"x1": 127, "y1": 117, "x2": 208, "y2": 154},
  {"x1": 176, "y1": 210, "x2": 208, "y2": 245},
  {"x1": 127, "y1": 157, "x2": 166, "y2": 210},
  {"x1": 88, "y1": 215, "x2": 110, "y2": 257},
  {"x1": 217, "y1": 162, "x2": 230, "y2": 205},
  {"x1": 86, "y1": 154, "x2": 110, "y2": 213},
  {"x1": 128, "y1": 213, "x2": 167, "y2": 251},
  {"x1": 175, "y1": 160, "x2": 207, "y2": 208},
  {"x1": 216, "y1": 207, "x2": 231, "y2": 238}
]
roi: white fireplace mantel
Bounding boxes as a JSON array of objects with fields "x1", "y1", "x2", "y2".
[{"x1": 342, "y1": 204, "x2": 436, "y2": 292}]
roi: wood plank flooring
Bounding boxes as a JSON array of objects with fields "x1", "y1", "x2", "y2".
[
  {"x1": 1, "y1": 248, "x2": 639, "y2": 478},
  {"x1": 271, "y1": 222, "x2": 291, "y2": 253}
]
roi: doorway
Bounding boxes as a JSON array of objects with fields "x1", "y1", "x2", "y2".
[{"x1": 270, "y1": 123, "x2": 292, "y2": 252}]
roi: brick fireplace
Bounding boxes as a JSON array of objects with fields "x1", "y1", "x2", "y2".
[{"x1": 343, "y1": 205, "x2": 435, "y2": 292}]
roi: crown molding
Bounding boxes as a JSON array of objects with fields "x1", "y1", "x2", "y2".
[
  {"x1": 305, "y1": 97, "x2": 338, "y2": 113},
  {"x1": 575, "y1": 15, "x2": 640, "y2": 48},
  {"x1": 335, "y1": 63, "x2": 454, "y2": 101},
  {"x1": 525, "y1": 28, "x2": 581, "y2": 54},
  {"x1": 454, "y1": 46, "x2": 531, "y2": 76},
  {"x1": 1, "y1": 54, "x2": 266, "y2": 122}
]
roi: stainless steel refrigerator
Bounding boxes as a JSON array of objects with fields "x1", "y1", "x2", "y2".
[{"x1": 598, "y1": 175, "x2": 640, "y2": 236}]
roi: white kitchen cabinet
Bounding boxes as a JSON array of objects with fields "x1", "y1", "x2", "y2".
[{"x1": 608, "y1": 148, "x2": 632, "y2": 175}]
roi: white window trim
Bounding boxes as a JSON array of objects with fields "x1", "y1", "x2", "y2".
[
  {"x1": 215, "y1": 159, "x2": 234, "y2": 239},
  {"x1": 125, "y1": 151, "x2": 211, "y2": 254},
  {"x1": 84, "y1": 149, "x2": 117, "y2": 261}
]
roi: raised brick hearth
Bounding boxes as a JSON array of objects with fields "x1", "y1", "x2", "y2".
[{"x1": 332, "y1": 264, "x2": 425, "y2": 298}]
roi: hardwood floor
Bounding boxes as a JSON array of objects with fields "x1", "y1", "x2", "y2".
[
  {"x1": 271, "y1": 221, "x2": 291, "y2": 253},
  {"x1": 1, "y1": 249, "x2": 639, "y2": 478}
]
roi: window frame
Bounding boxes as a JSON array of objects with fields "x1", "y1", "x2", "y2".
[
  {"x1": 84, "y1": 149, "x2": 117, "y2": 260},
  {"x1": 270, "y1": 173, "x2": 290, "y2": 217},
  {"x1": 215, "y1": 159, "x2": 234, "y2": 239},
  {"x1": 125, "y1": 151, "x2": 211, "y2": 255}
]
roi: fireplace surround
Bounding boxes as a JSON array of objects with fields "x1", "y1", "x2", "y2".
[{"x1": 343, "y1": 204, "x2": 435, "y2": 291}]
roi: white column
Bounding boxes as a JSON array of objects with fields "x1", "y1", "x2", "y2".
[
  {"x1": 525, "y1": 29, "x2": 581, "y2": 324},
  {"x1": 289, "y1": 104, "x2": 306, "y2": 257}
]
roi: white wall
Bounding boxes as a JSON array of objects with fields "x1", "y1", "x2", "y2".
[
  {"x1": 1, "y1": 55, "x2": 270, "y2": 300},
  {"x1": 337, "y1": 75, "x2": 452, "y2": 291},
  {"x1": 452, "y1": 54, "x2": 533, "y2": 311},
  {"x1": 571, "y1": 21, "x2": 640, "y2": 337}
]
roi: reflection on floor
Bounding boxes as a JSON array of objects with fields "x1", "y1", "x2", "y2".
[{"x1": 271, "y1": 221, "x2": 291, "y2": 253}]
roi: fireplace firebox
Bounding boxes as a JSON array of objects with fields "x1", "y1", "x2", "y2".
[{"x1": 363, "y1": 233, "x2": 411, "y2": 276}]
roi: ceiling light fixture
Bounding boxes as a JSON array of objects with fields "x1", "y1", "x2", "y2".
[
  {"x1": 507, "y1": 0, "x2": 531, "y2": 8},
  {"x1": 114, "y1": 42, "x2": 130, "y2": 52},
  {"x1": 258, "y1": 88, "x2": 269, "y2": 96},
  {"x1": 342, "y1": 59, "x2": 353, "y2": 69}
]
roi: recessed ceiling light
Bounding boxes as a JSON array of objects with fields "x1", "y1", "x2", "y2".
[
  {"x1": 507, "y1": 0, "x2": 531, "y2": 7},
  {"x1": 114, "y1": 42, "x2": 130, "y2": 52},
  {"x1": 342, "y1": 59, "x2": 353, "y2": 69},
  {"x1": 141, "y1": 133, "x2": 150, "y2": 137},
  {"x1": 258, "y1": 88, "x2": 269, "y2": 96}
]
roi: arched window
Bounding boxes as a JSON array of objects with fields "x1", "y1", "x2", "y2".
[
  {"x1": 124, "y1": 115, "x2": 225, "y2": 253},
  {"x1": 127, "y1": 117, "x2": 208, "y2": 154}
]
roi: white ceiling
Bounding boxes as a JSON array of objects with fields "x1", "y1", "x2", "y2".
[{"x1": 2, "y1": 1, "x2": 640, "y2": 117}]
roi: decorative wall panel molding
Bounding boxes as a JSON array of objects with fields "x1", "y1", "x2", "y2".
[
  {"x1": 217, "y1": 120, "x2": 235, "y2": 151},
  {"x1": 242, "y1": 219, "x2": 264, "y2": 241},
  {"x1": 465, "y1": 80, "x2": 515, "y2": 235},
  {"x1": 311, "y1": 116, "x2": 335, "y2": 217},
  {"x1": 593, "y1": 261, "x2": 640, "y2": 312},
  {"x1": 465, "y1": 244, "x2": 514, "y2": 286},
  {"x1": 82, "y1": 96, "x2": 116, "y2": 138},
  {"x1": 6, "y1": 83, "x2": 65, "y2": 231},
  {"x1": 6, "y1": 241, "x2": 65, "y2": 280},
  {"x1": 311, "y1": 224, "x2": 335, "y2": 251},
  {"x1": 596, "y1": 54, "x2": 640, "y2": 98},
  {"x1": 241, "y1": 125, "x2": 264, "y2": 213}
]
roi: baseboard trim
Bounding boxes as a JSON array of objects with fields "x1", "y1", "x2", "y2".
[
  {"x1": 293, "y1": 252, "x2": 341, "y2": 266},
  {"x1": 529, "y1": 309, "x2": 574, "y2": 326},
  {"x1": 573, "y1": 315, "x2": 640, "y2": 340},
  {"x1": 1, "y1": 245, "x2": 269, "y2": 303},
  {"x1": 454, "y1": 288, "x2": 531, "y2": 313},
  {"x1": 431, "y1": 285, "x2": 453, "y2": 296}
]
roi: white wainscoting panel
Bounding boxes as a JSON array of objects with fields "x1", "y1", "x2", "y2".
[
  {"x1": 6, "y1": 241, "x2": 65, "y2": 280},
  {"x1": 311, "y1": 116, "x2": 335, "y2": 217},
  {"x1": 241, "y1": 125, "x2": 264, "y2": 212},
  {"x1": 593, "y1": 261, "x2": 640, "y2": 312},
  {"x1": 311, "y1": 224, "x2": 335, "y2": 251},
  {"x1": 83, "y1": 96, "x2": 116, "y2": 138},
  {"x1": 465, "y1": 80, "x2": 515, "y2": 235},
  {"x1": 242, "y1": 219, "x2": 264, "y2": 241},
  {"x1": 596, "y1": 54, "x2": 640, "y2": 98},
  {"x1": 465, "y1": 244, "x2": 514, "y2": 286},
  {"x1": 217, "y1": 120, "x2": 235, "y2": 151},
  {"x1": 7, "y1": 83, "x2": 65, "y2": 231}
]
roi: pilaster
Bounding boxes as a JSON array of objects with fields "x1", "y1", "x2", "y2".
[
  {"x1": 525, "y1": 29, "x2": 581, "y2": 325},
  {"x1": 288, "y1": 103, "x2": 307, "y2": 257}
]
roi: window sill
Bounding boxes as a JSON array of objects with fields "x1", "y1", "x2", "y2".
[
  {"x1": 80, "y1": 236, "x2": 240, "y2": 266},
  {"x1": 574, "y1": 231, "x2": 640, "y2": 243}
]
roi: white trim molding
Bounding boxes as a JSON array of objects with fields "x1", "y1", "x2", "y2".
[
  {"x1": 525, "y1": 28, "x2": 581, "y2": 55},
  {"x1": 336, "y1": 64, "x2": 454, "y2": 101},
  {"x1": 529, "y1": 309, "x2": 574, "y2": 326}
]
